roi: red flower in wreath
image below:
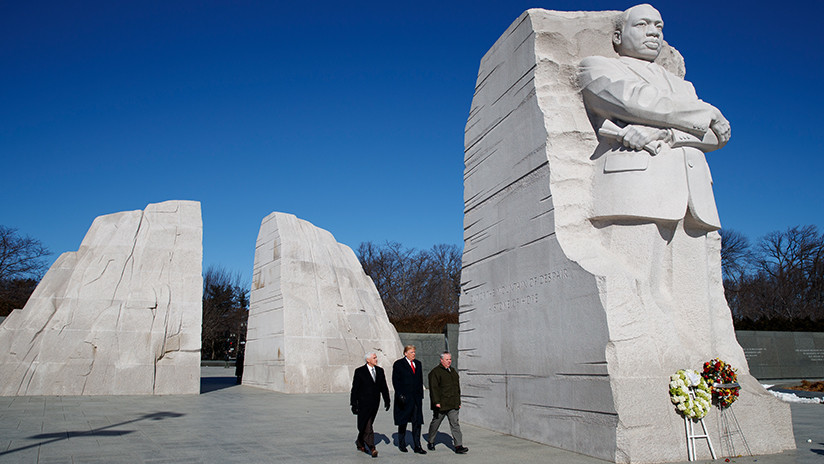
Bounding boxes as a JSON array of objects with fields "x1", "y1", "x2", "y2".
[{"x1": 701, "y1": 358, "x2": 740, "y2": 409}]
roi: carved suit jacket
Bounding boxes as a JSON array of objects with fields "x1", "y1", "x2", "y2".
[{"x1": 578, "y1": 55, "x2": 723, "y2": 230}]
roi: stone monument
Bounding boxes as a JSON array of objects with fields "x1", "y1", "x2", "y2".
[
  {"x1": 244, "y1": 212, "x2": 402, "y2": 393},
  {"x1": 0, "y1": 200, "x2": 202, "y2": 396},
  {"x1": 458, "y1": 5, "x2": 794, "y2": 462}
]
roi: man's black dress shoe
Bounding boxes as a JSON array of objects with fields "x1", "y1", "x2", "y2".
[
  {"x1": 427, "y1": 442, "x2": 435, "y2": 451},
  {"x1": 454, "y1": 445, "x2": 469, "y2": 454},
  {"x1": 414, "y1": 447, "x2": 427, "y2": 454},
  {"x1": 399, "y1": 444, "x2": 408, "y2": 452}
]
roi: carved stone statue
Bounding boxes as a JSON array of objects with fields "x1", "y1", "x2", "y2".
[
  {"x1": 458, "y1": 4, "x2": 794, "y2": 462},
  {"x1": 579, "y1": 3, "x2": 730, "y2": 231},
  {"x1": 578, "y1": 3, "x2": 733, "y2": 320}
]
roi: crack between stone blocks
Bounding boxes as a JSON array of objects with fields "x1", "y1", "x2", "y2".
[
  {"x1": 83, "y1": 258, "x2": 115, "y2": 287},
  {"x1": 57, "y1": 308, "x2": 75, "y2": 335},
  {"x1": 114, "y1": 210, "x2": 146, "y2": 330},
  {"x1": 29, "y1": 298, "x2": 59, "y2": 346},
  {"x1": 154, "y1": 281, "x2": 177, "y2": 393},
  {"x1": 19, "y1": 363, "x2": 37, "y2": 395}
]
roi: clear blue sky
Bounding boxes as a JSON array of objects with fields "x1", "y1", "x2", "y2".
[{"x1": 2, "y1": 1, "x2": 823, "y2": 284}]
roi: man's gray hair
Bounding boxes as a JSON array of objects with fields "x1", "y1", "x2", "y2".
[
  {"x1": 364, "y1": 352, "x2": 376, "y2": 362},
  {"x1": 439, "y1": 351, "x2": 451, "y2": 360}
]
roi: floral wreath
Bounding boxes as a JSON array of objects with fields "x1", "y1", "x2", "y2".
[
  {"x1": 701, "y1": 358, "x2": 740, "y2": 408},
  {"x1": 669, "y1": 369, "x2": 712, "y2": 420}
]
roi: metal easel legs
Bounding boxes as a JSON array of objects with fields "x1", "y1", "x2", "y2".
[
  {"x1": 684, "y1": 415, "x2": 716, "y2": 461},
  {"x1": 717, "y1": 406, "x2": 752, "y2": 458}
]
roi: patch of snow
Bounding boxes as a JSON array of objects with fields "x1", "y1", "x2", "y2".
[{"x1": 762, "y1": 386, "x2": 823, "y2": 404}]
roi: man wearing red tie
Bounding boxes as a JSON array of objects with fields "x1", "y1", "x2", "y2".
[
  {"x1": 392, "y1": 345, "x2": 426, "y2": 454},
  {"x1": 351, "y1": 352, "x2": 390, "y2": 458}
]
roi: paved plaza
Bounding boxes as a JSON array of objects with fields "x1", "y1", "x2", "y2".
[{"x1": 1, "y1": 367, "x2": 821, "y2": 463}]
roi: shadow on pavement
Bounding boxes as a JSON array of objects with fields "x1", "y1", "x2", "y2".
[
  {"x1": 201, "y1": 375, "x2": 238, "y2": 393},
  {"x1": 0, "y1": 411, "x2": 184, "y2": 457}
]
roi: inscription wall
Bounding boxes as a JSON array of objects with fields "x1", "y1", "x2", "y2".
[{"x1": 737, "y1": 331, "x2": 824, "y2": 380}]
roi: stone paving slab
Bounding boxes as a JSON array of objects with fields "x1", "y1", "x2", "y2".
[{"x1": 0, "y1": 367, "x2": 821, "y2": 463}]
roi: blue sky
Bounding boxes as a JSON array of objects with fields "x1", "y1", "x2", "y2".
[{"x1": 2, "y1": 0, "x2": 823, "y2": 284}]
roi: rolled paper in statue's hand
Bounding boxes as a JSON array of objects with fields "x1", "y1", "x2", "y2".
[{"x1": 598, "y1": 119, "x2": 662, "y2": 155}]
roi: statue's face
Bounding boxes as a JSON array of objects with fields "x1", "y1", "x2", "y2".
[{"x1": 614, "y1": 4, "x2": 663, "y2": 61}]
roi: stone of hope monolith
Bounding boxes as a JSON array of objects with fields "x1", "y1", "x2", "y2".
[
  {"x1": 243, "y1": 212, "x2": 402, "y2": 393},
  {"x1": 0, "y1": 201, "x2": 202, "y2": 395},
  {"x1": 457, "y1": 5, "x2": 794, "y2": 463}
]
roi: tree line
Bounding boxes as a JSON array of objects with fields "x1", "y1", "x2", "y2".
[
  {"x1": 201, "y1": 266, "x2": 249, "y2": 361},
  {"x1": 4, "y1": 222, "x2": 822, "y2": 347},
  {"x1": 199, "y1": 241, "x2": 464, "y2": 358},
  {"x1": 0, "y1": 226, "x2": 51, "y2": 317},
  {"x1": 721, "y1": 225, "x2": 824, "y2": 331},
  {"x1": 356, "y1": 241, "x2": 461, "y2": 333}
]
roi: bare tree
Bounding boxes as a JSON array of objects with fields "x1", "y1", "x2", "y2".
[
  {"x1": 427, "y1": 244, "x2": 462, "y2": 316},
  {"x1": 719, "y1": 229, "x2": 753, "y2": 284},
  {"x1": 0, "y1": 278, "x2": 39, "y2": 317},
  {"x1": 357, "y1": 241, "x2": 461, "y2": 332},
  {"x1": 720, "y1": 229, "x2": 755, "y2": 320},
  {"x1": 0, "y1": 226, "x2": 52, "y2": 317},
  {"x1": 725, "y1": 225, "x2": 824, "y2": 326},
  {"x1": 754, "y1": 225, "x2": 824, "y2": 321},
  {"x1": 0, "y1": 226, "x2": 51, "y2": 282},
  {"x1": 202, "y1": 265, "x2": 249, "y2": 360}
]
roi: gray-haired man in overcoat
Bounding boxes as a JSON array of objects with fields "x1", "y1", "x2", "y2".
[{"x1": 426, "y1": 352, "x2": 468, "y2": 454}]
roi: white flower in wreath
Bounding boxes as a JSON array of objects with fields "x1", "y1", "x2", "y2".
[
  {"x1": 685, "y1": 370, "x2": 702, "y2": 386},
  {"x1": 669, "y1": 369, "x2": 711, "y2": 420}
]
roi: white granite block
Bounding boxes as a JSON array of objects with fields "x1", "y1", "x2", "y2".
[
  {"x1": 244, "y1": 212, "x2": 402, "y2": 393},
  {"x1": 458, "y1": 6, "x2": 793, "y2": 463},
  {"x1": 0, "y1": 200, "x2": 203, "y2": 396}
]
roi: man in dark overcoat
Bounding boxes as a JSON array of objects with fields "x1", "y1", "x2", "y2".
[
  {"x1": 392, "y1": 345, "x2": 426, "y2": 454},
  {"x1": 350, "y1": 352, "x2": 390, "y2": 458},
  {"x1": 426, "y1": 351, "x2": 468, "y2": 453}
]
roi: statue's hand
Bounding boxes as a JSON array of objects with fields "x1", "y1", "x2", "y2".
[
  {"x1": 710, "y1": 114, "x2": 731, "y2": 146},
  {"x1": 618, "y1": 125, "x2": 669, "y2": 151}
]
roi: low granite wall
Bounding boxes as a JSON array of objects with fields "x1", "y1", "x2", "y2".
[
  {"x1": 398, "y1": 324, "x2": 459, "y2": 388},
  {"x1": 202, "y1": 328, "x2": 820, "y2": 383},
  {"x1": 736, "y1": 330, "x2": 824, "y2": 380}
]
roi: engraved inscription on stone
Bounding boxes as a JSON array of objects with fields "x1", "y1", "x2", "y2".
[
  {"x1": 743, "y1": 347, "x2": 767, "y2": 361},
  {"x1": 796, "y1": 349, "x2": 824, "y2": 362},
  {"x1": 491, "y1": 294, "x2": 539, "y2": 312},
  {"x1": 467, "y1": 269, "x2": 569, "y2": 305}
]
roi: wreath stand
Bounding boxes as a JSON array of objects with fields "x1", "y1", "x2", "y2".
[
  {"x1": 716, "y1": 398, "x2": 751, "y2": 458},
  {"x1": 684, "y1": 387, "x2": 716, "y2": 461}
]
